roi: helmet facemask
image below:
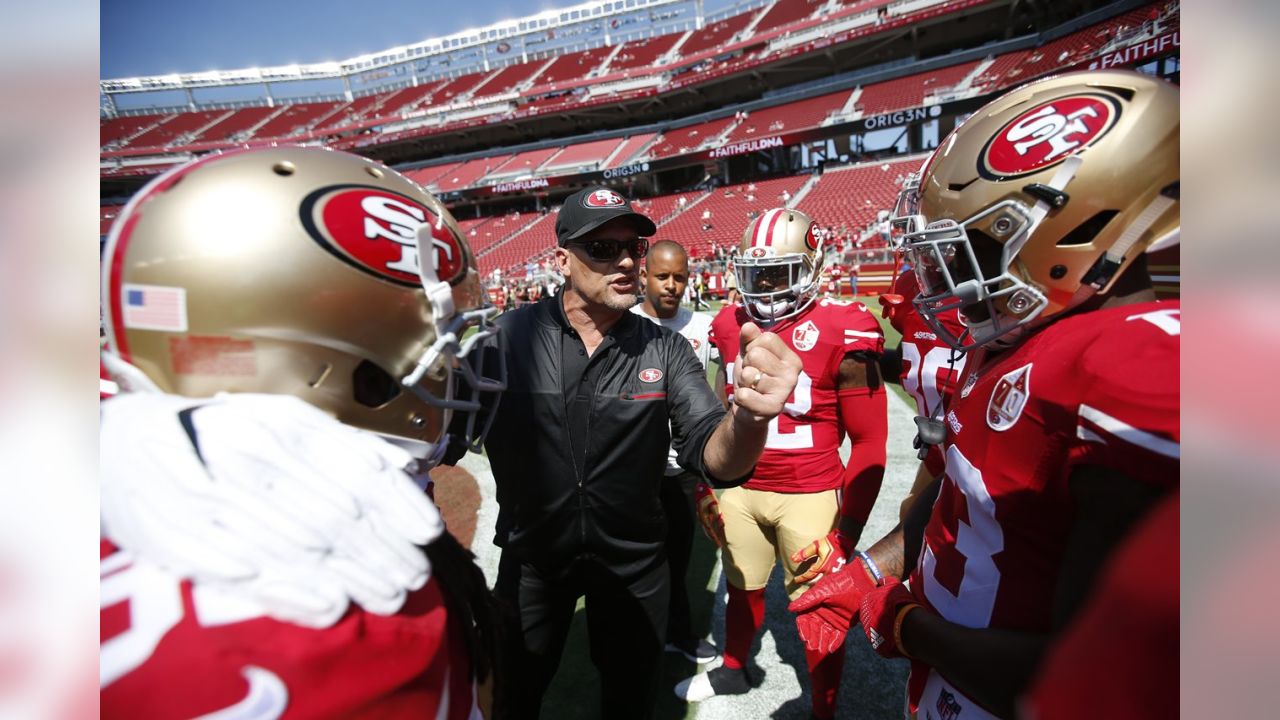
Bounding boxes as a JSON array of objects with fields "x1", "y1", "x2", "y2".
[
  {"x1": 735, "y1": 254, "x2": 820, "y2": 322},
  {"x1": 906, "y1": 199, "x2": 1049, "y2": 351},
  {"x1": 400, "y1": 221, "x2": 506, "y2": 463}
]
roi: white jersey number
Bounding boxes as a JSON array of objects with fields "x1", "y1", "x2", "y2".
[
  {"x1": 100, "y1": 555, "x2": 184, "y2": 687},
  {"x1": 920, "y1": 444, "x2": 1004, "y2": 628},
  {"x1": 901, "y1": 341, "x2": 966, "y2": 417},
  {"x1": 727, "y1": 364, "x2": 815, "y2": 450}
]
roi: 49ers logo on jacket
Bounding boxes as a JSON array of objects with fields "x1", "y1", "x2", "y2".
[
  {"x1": 987, "y1": 363, "x2": 1032, "y2": 431},
  {"x1": 301, "y1": 185, "x2": 466, "y2": 288},
  {"x1": 583, "y1": 189, "x2": 626, "y2": 208},
  {"x1": 639, "y1": 368, "x2": 663, "y2": 383},
  {"x1": 980, "y1": 94, "x2": 1120, "y2": 179}
]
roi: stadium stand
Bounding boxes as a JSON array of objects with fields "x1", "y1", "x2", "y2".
[
  {"x1": 433, "y1": 71, "x2": 492, "y2": 104},
  {"x1": 101, "y1": 0, "x2": 1179, "y2": 298},
  {"x1": 675, "y1": 13, "x2": 754, "y2": 58},
  {"x1": 530, "y1": 46, "x2": 615, "y2": 89},
  {"x1": 377, "y1": 79, "x2": 451, "y2": 117},
  {"x1": 601, "y1": 132, "x2": 658, "y2": 169},
  {"x1": 313, "y1": 95, "x2": 384, "y2": 131},
  {"x1": 655, "y1": 175, "x2": 808, "y2": 258},
  {"x1": 542, "y1": 137, "x2": 626, "y2": 173},
  {"x1": 646, "y1": 117, "x2": 739, "y2": 159},
  {"x1": 189, "y1": 106, "x2": 279, "y2": 143},
  {"x1": 796, "y1": 157, "x2": 922, "y2": 236},
  {"x1": 753, "y1": 0, "x2": 825, "y2": 34},
  {"x1": 481, "y1": 147, "x2": 562, "y2": 183},
  {"x1": 476, "y1": 212, "x2": 557, "y2": 276},
  {"x1": 854, "y1": 59, "x2": 982, "y2": 117},
  {"x1": 475, "y1": 60, "x2": 547, "y2": 97},
  {"x1": 100, "y1": 205, "x2": 123, "y2": 236},
  {"x1": 101, "y1": 114, "x2": 167, "y2": 148},
  {"x1": 127, "y1": 110, "x2": 227, "y2": 149},
  {"x1": 720, "y1": 89, "x2": 852, "y2": 144},
  {"x1": 250, "y1": 101, "x2": 341, "y2": 139},
  {"x1": 606, "y1": 34, "x2": 684, "y2": 73},
  {"x1": 429, "y1": 155, "x2": 514, "y2": 193}
]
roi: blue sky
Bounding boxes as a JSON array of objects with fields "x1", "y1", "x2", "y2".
[{"x1": 101, "y1": 0, "x2": 746, "y2": 79}]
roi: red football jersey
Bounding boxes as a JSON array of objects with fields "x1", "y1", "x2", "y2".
[
  {"x1": 887, "y1": 271, "x2": 967, "y2": 420},
  {"x1": 1024, "y1": 492, "x2": 1178, "y2": 720},
  {"x1": 710, "y1": 298, "x2": 884, "y2": 494},
  {"x1": 907, "y1": 301, "x2": 1180, "y2": 716},
  {"x1": 100, "y1": 541, "x2": 479, "y2": 719}
]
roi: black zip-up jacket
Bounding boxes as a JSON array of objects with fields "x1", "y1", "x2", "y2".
[{"x1": 485, "y1": 293, "x2": 743, "y2": 577}]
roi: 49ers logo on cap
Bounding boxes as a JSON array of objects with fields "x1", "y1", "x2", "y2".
[
  {"x1": 583, "y1": 189, "x2": 626, "y2": 209},
  {"x1": 980, "y1": 94, "x2": 1120, "y2": 179},
  {"x1": 301, "y1": 185, "x2": 466, "y2": 287}
]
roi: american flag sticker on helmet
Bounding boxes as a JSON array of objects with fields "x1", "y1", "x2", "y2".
[{"x1": 122, "y1": 284, "x2": 188, "y2": 332}]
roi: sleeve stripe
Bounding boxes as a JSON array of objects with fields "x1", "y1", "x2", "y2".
[
  {"x1": 1078, "y1": 403, "x2": 1180, "y2": 459},
  {"x1": 843, "y1": 330, "x2": 881, "y2": 340}
]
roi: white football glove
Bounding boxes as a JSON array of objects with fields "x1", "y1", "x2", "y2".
[{"x1": 100, "y1": 392, "x2": 445, "y2": 627}]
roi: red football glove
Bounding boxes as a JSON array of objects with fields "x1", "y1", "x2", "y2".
[
  {"x1": 859, "y1": 578, "x2": 921, "y2": 659},
  {"x1": 790, "y1": 528, "x2": 855, "y2": 584},
  {"x1": 787, "y1": 555, "x2": 880, "y2": 654},
  {"x1": 694, "y1": 482, "x2": 726, "y2": 547}
]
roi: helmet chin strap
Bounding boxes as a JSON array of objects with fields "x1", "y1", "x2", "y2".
[{"x1": 403, "y1": 222, "x2": 459, "y2": 389}]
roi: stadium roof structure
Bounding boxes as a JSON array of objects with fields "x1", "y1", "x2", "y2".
[{"x1": 100, "y1": 0, "x2": 719, "y2": 103}]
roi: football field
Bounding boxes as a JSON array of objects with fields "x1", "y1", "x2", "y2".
[{"x1": 457, "y1": 304, "x2": 917, "y2": 719}]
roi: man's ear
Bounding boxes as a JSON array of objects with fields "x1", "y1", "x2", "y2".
[
  {"x1": 554, "y1": 247, "x2": 572, "y2": 279},
  {"x1": 639, "y1": 265, "x2": 648, "y2": 281}
]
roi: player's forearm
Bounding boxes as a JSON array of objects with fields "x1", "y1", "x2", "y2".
[
  {"x1": 701, "y1": 405, "x2": 767, "y2": 482},
  {"x1": 900, "y1": 611, "x2": 1050, "y2": 718}
]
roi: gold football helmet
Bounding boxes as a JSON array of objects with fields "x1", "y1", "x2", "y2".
[
  {"x1": 897, "y1": 69, "x2": 1179, "y2": 350},
  {"x1": 101, "y1": 146, "x2": 506, "y2": 465},
  {"x1": 735, "y1": 208, "x2": 824, "y2": 322}
]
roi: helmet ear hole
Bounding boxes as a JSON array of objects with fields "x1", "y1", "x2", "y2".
[
  {"x1": 1056, "y1": 210, "x2": 1120, "y2": 247},
  {"x1": 352, "y1": 359, "x2": 402, "y2": 408}
]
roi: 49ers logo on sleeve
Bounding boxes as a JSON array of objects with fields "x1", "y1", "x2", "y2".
[
  {"x1": 583, "y1": 189, "x2": 626, "y2": 208},
  {"x1": 980, "y1": 95, "x2": 1120, "y2": 179},
  {"x1": 301, "y1": 185, "x2": 467, "y2": 288},
  {"x1": 987, "y1": 363, "x2": 1032, "y2": 431}
]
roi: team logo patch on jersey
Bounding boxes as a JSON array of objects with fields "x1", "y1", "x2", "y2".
[
  {"x1": 792, "y1": 320, "x2": 820, "y2": 352},
  {"x1": 639, "y1": 368, "x2": 663, "y2": 383},
  {"x1": 987, "y1": 363, "x2": 1032, "y2": 431},
  {"x1": 583, "y1": 189, "x2": 625, "y2": 208},
  {"x1": 301, "y1": 185, "x2": 466, "y2": 287},
  {"x1": 980, "y1": 94, "x2": 1120, "y2": 179}
]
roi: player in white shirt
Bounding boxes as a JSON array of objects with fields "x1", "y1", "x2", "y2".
[{"x1": 631, "y1": 240, "x2": 720, "y2": 663}]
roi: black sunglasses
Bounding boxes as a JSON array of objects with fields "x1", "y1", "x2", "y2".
[{"x1": 570, "y1": 237, "x2": 649, "y2": 263}]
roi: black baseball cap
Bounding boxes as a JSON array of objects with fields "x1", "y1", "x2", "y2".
[{"x1": 555, "y1": 186, "x2": 657, "y2": 246}]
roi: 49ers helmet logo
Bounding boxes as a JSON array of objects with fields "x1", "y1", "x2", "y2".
[
  {"x1": 583, "y1": 189, "x2": 626, "y2": 208},
  {"x1": 301, "y1": 185, "x2": 466, "y2": 287},
  {"x1": 980, "y1": 94, "x2": 1120, "y2": 179}
]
